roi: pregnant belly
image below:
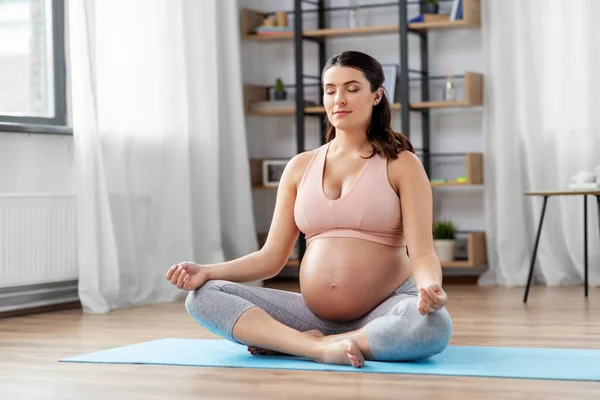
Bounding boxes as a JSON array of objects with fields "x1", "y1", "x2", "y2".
[{"x1": 299, "y1": 238, "x2": 410, "y2": 321}]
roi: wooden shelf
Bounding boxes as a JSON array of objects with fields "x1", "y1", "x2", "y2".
[
  {"x1": 242, "y1": 32, "x2": 294, "y2": 42},
  {"x1": 241, "y1": 0, "x2": 481, "y2": 42},
  {"x1": 285, "y1": 259, "x2": 300, "y2": 267},
  {"x1": 241, "y1": 24, "x2": 400, "y2": 42},
  {"x1": 242, "y1": 25, "x2": 404, "y2": 41},
  {"x1": 441, "y1": 232, "x2": 487, "y2": 268},
  {"x1": 242, "y1": 20, "x2": 479, "y2": 41},
  {"x1": 411, "y1": 72, "x2": 483, "y2": 109},
  {"x1": 408, "y1": 19, "x2": 479, "y2": 32},
  {"x1": 430, "y1": 152, "x2": 483, "y2": 187},
  {"x1": 252, "y1": 183, "x2": 278, "y2": 190},
  {"x1": 246, "y1": 103, "x2": 401, "y2": 116},
  {"x1": 246, "y1": 106, "x2": 325, "y2": 116},
  {"x1": 431, "y1": 181, "x2": 479, "y2": 187},
  {"x1": 304, "y1": 25, "x2": 400, "y2": 38},
  {"x1": 241, "y1": 1, "x2": 480, "y2": 41},
  {"x1": 411, "y1": 100, "x2": 473, "y2": 109}
]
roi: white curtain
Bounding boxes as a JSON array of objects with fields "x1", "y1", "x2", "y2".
[
  {"x1": 68, "y1": 0, "x2": 258, "y2": 313},
  {"x1": 480, "y1": 0, "x2": 600, "y2": 287}
]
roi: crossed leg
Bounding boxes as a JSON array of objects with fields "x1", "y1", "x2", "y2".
[{"x1": 185, "y1": 279, "x2": 452, "y2": 367}]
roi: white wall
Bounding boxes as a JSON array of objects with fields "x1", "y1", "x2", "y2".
[
  {"x1": 239, "y1": 0, "x2": 485, "y2": 234},
  {"x1": 0, "y1": 132, "x2": 73, "y2": 193}
]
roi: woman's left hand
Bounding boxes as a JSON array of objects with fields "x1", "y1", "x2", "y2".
[{"x1": 417, "y1": 283, "x2": 447, "y2": 315}]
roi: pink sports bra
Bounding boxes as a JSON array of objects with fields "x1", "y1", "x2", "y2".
[{"x1": 294, "y1": 142, "x2": 406, "y2": 247}]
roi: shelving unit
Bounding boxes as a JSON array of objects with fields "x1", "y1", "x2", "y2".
[
  {"x1": 241, "y1": 0, "x2": 486, "y2": 273},
  {"x1": 441, "y1": 232, "x2": 487, "y2": 268}
]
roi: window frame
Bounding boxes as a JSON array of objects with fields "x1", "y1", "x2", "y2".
[{"x1": 0, "y1": 0, "x2": 71, "y2": 135}]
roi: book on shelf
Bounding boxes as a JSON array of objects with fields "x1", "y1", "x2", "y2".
[{"x1": 450, "y1": 0, "x2": 463, "y2": 20}]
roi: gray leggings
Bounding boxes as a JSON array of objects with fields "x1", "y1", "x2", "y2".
[{"x1": 185, "y1": 277, "x2": 452, "y2": 361}]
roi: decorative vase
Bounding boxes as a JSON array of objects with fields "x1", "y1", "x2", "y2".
[
  {"x1": 274, "y1": 90, "x2": 287, "y2": 100},
  {"x1": 443, "y1": 77, "x2": 455, "y2": 101},
  {"x1": 434, "y1": 239, "x2": 456, "y2": 262}
]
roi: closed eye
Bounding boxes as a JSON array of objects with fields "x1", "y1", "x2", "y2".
[
  {"x1": 324, "y1": 87, "x2": 360, "y2": 95},
  {"x1": 323, "y1": 80, "x2": 363, "y2": 94}
]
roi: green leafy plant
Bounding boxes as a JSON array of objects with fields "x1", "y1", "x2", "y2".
[
  {"x1": 425, "y1": 0, "x2": 438, "y2": 3},
  {"x1": 433, "y1": 219, "x2": 458, "y2": 240},
  {"x1": 275, "y1": 78, "x2": 285, "y2": 92}
]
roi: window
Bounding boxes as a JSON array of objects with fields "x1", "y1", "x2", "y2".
[{"x1": 0, "y1": 0, "x2": 66, "y2": 131}]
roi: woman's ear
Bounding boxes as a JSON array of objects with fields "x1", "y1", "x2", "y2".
[{"x1": 373, "y1": 88, "x2": 384, "y2": 106}]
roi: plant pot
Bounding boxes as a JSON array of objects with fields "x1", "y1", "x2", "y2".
[
  {"x1": 274, "y1": 90, "x2": 287, "y2": 100},
  {"x1": 433, "y1": 239, "x2": 456, "y2": 262},
  {"x1": 423, "y1": 3, "x2": 439, "y2": 14}
]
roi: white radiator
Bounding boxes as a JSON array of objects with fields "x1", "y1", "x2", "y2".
[{"x1": 0, "y1": 194, "x2": 78, "y2": 312}]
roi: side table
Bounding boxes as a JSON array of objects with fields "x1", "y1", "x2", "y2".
[{"x1": 523, "y1": 190, "x2": 600, "y2": 303}]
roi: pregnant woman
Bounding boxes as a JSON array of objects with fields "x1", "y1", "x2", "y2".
[{"x1": 166, "y1": 51, "x2": 452, "y2": 368}]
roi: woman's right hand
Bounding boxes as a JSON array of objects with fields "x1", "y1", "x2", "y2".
[{"x1": 165, "y1": 262, "x2": 210, "y2": 291}]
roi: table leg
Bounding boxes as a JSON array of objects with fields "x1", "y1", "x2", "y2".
[
  {"x1": 524, "y1": 196, "x2": 549, "y2": 303},
  {"x1": 583, "y1": 196, "x2": 589, "y2": 297}
]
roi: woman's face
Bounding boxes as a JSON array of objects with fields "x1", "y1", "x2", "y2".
[{"x1": 322, "y1": 66, "x2": 381, "y2": 132}]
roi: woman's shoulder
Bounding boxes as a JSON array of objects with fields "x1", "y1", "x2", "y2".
[
  {"x1": 387, "y1": 150, "x2": 427, "y2": 185},
  {"x1": 282, "y1": 146, "x2": 322, "y2": 185},
  {"x1": 289, "y1": 145, "x2": 324, "y2": 170}
]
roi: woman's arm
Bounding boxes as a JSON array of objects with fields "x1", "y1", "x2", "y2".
[
  {"x1": 390, "y1": 151, "x2": 442, "y2": 289},
  {"x1": 205, "y1": 151, "x2": 314, "y2": 283}
]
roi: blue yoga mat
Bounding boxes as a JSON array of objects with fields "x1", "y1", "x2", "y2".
[{"x1": 60, "y1": 338, "x2": 600, "y2": 381}]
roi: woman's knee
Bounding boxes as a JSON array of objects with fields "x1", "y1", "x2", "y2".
[
  {"x1": 418, "y1": 306, "x2": 453, "y2": 358},
  {"x1": 371, "y1": 298, "x2": 452, "y2": 361},
  {"x1": 184, "y1": 279, "x2": 227, "y2": 318}
]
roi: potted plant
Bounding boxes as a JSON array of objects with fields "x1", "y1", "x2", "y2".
[
  {"x1": 274, "y1": 78, "x2": 287, "y2": 100},
  {"x1": 433, "y1": 219, "x2": 457, "y2": 262},
  {"x1": 423, "y1": 0, "x2": 439, "y2": 14}
]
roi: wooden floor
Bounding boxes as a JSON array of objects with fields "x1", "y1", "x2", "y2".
[{"x1": 2, "y1": 282, "x2": 600, "y2": 400}]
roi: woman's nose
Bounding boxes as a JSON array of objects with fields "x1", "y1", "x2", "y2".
[{"x1": 335, "y1": 93, "x2": 347, "y2": 105}]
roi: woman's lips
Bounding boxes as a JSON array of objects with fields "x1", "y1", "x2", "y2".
[{"x1": 333, "y1": 110, "x2": 352, "y2": 117}]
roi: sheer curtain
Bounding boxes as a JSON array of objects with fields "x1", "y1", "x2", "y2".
[
  {"x1": 480, "y1": 0, "x2": 600, "y2": 287},
  {"x1": 68, "y1": 0, "x2": 258, "y2": 313}
]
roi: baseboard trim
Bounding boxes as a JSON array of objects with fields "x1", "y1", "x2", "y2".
[
  {"x1": 0, "y1": 280, "x2": 80, "y2": 317},
  {"x1": 0, "y1": 300, "x2": 81, "y2": 318}
]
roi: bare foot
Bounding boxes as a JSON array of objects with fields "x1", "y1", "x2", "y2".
[
  {"x1": 247, "y1": 329, "x2": 325, "y2": 356},
  {"x1": 321, "y1": 338, "x2": 365, "y2": 368}
]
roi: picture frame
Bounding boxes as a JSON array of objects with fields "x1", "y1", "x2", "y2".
[{"x1": 262, "y1": 159, "x2": 289, "y2": 187}]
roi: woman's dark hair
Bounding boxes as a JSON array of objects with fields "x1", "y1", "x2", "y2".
[{"x1": 321, "y1": 51, "x2": 414, "y2": 159}]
